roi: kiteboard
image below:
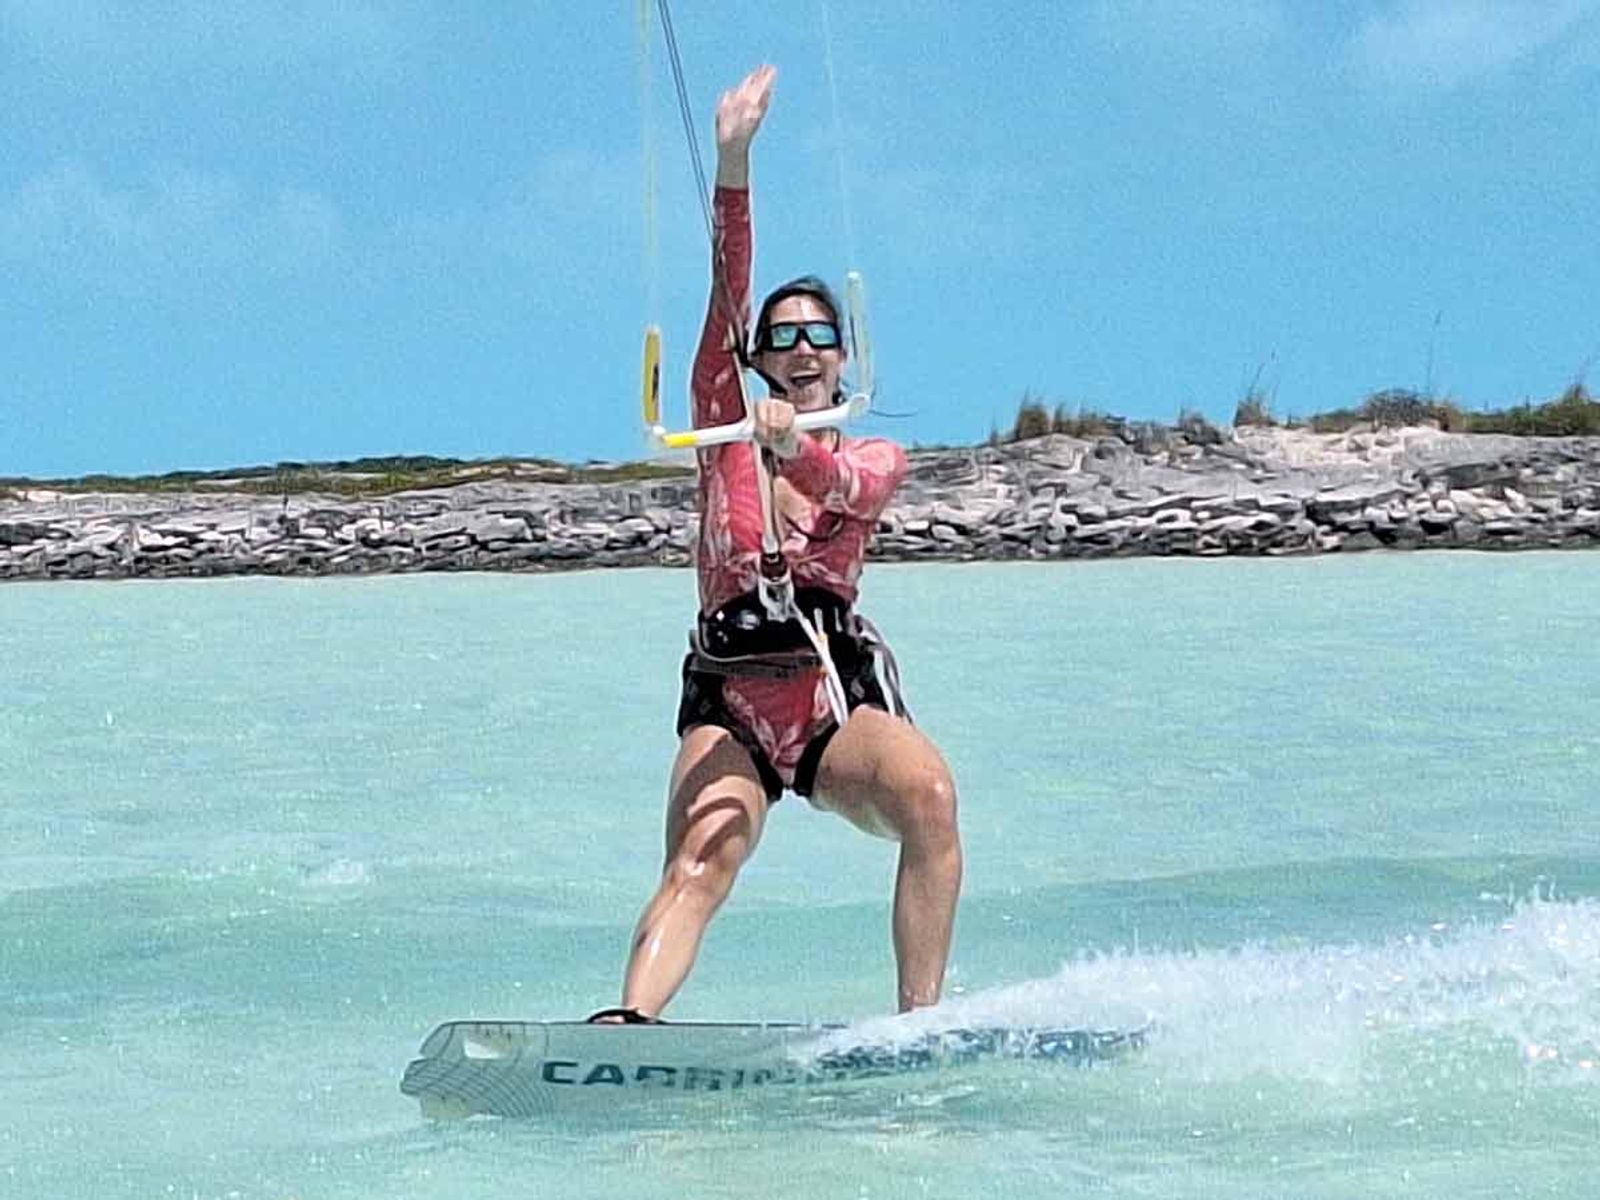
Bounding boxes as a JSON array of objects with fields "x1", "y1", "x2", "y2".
[{"x1": 400, "y1": 1017, "x2": 1145, "y2": 1119}]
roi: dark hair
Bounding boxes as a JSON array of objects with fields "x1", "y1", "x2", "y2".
[{"x1": 751, "y1": 275, "x2": 842, "y2": 354}]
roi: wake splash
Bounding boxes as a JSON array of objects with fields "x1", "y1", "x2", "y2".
[{"x1": 832, "y1": 896, "x2": 1600, "y2": 1088}]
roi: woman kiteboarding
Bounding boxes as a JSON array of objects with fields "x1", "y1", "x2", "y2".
[{"x1": 596, "y1": 65, "x2": 962, "y2": 1021}]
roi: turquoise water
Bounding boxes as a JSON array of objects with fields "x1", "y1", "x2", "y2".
[{"x1": 2, "y1": 555, "x2": 1596, "y2": 1198}]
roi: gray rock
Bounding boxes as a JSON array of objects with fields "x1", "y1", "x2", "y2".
[
  {"x1": 6, "y1": 428, "x2": 1600, "y2": 580},
  {"x1": 467, "y1": 514, "x2": 530, "y2": 544},
  {"x1": 614, "y1": 516, "x2": 658, "y2": 539},
  {"x1": 1417, "y1": 511, "x2": 1458, "y2": 534}
]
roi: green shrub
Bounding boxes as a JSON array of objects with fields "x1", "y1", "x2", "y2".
[
  {"x1": 1528, "y1": 383, "x2": 1600, "y2": 435},
  {"x1": 1001, "y1": 394, "x2": 1120, "y2": 442},
  {"x1": 1233, "y1": 392, "x2": 1275, "y2": 427},
  {"x1": 1177, "y1": 407, "x2": 1224, "y2": 445},
  {"x1": 1052, "y1": 405, "x2": 1118, "y2": 439},
  {"x1": 1309, "y1": 407, "x2": 1363, "y2": 433},
  {"x1": 1361, "y1": 388, "x2": 1436, "y2": 428},
  {"x1": 1011, "y1": 396, "x2": 1054, "y2": 441},
  {"x1": 1462, "y1": 384, "x2": 1600, "y2": 436}
]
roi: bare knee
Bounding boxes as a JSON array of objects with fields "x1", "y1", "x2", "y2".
[
  {"x1": 659, "y1": 808, "x2": 751, "y2": 911},
  {"x1": 887, "y1": 764, "x2": 960, "y2": 853}
]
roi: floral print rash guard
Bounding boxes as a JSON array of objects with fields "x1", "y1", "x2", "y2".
[{"x1": 688, "y1": 186, "x2": 907, "y2": 784}]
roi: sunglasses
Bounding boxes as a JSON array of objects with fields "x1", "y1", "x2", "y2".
[{"x1": 759, "y1": 320, "x2": 842, "y2": 352}]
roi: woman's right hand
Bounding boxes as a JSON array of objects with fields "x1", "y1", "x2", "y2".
[
  {"x1": 715, "y1": 65, "x2": 776, "y2": 159},
  {"x1": 752, "y1": 398, "x2": 800, "y2": 459}
]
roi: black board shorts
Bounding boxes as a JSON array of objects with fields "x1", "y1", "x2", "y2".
[{"x1": 674, "y1": 627, "x2": 904, "y2": 802}]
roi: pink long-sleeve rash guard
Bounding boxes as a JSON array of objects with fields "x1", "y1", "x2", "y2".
[
  {"x1": 685, "y1": 188, "x2": 908, "y2": 785},
  {"x1": 691, "y1": 186, "x2": 907, "y2": 616}
]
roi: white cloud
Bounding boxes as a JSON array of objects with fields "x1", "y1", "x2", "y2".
[
  {"x1": 0, "y1": 161, "x2": 346, "y2": 287},
  {"x1": 1350, "y1": 0, "x2": 1600, "y2": 90}
]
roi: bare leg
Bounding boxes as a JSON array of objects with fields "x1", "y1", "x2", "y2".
[
  {"x1": 618, "y1": 725, "x2": 768, "y2": 1017},
  {"x1": 812, "y1": 708, "x2": 962, "y2": 1012}
]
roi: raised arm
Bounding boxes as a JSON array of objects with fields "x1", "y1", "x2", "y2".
[{"x1": 690, "y1": 65, "x2": 776, "y2": 429}]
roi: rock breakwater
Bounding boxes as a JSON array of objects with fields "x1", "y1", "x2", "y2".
[{"x1": 4, "y1": 427, "x2": 1598, "y2": 582}]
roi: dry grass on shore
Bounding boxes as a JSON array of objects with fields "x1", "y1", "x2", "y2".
[
  {"x1": 995, "y1": 383, "x2": 1600, "y2": 448},
  {"x1": 1, "y1": 455, "x2": 692, "y2": 500},
  {"x1": 9, "y1": 383, "x2": 1597, "y2": 501}
]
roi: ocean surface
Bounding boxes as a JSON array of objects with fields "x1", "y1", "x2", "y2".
[{"x1": 2, "y1": 554, "x2": 1596, "y2": 1199}]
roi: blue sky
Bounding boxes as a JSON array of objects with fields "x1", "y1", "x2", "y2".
[{"x1": 3, "y1": 1, "x2": 1598, "y2": 478}]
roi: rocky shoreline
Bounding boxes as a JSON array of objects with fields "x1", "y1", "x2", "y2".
[{"x1": 4, "y1": 427, "x2": 1599, "y2": 582}]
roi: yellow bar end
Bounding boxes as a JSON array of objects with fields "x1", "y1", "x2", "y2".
[{"x1": 640, "y1": 326, "x2": 662, "y2": 428}]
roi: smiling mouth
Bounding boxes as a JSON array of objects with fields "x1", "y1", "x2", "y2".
[{"x1": 789, "y1": 370, "x2": 823, "y2": 388}]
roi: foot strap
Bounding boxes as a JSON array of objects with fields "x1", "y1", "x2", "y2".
[{"x1": 585, "y1": 1006, "x2": 663, "y2": 1025}]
